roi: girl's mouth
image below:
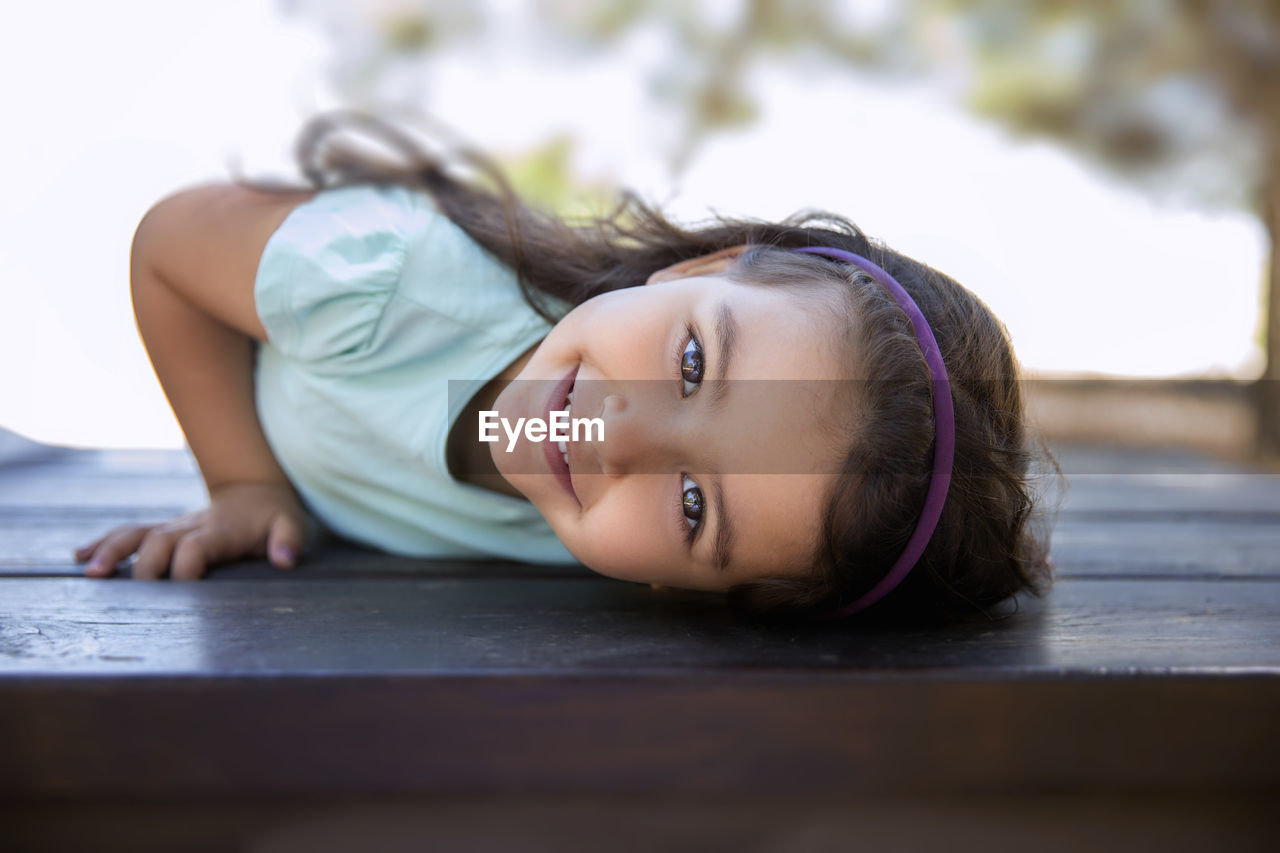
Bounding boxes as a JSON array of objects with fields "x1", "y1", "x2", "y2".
[{"x1": 542, "y1": 365, "x2": 579, "y2": 504}]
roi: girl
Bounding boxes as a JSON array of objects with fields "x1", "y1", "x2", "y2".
[{"x1": 74, "y1": 110, "x2": 1056, "y2": 624}]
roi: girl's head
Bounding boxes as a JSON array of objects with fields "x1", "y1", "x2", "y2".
[
  {"x1": 240, "y1": 110, "x2": 1057, "y2": 624},
  {"x1": 490, "y1": 244, "x2": 859, "y2": 596}
]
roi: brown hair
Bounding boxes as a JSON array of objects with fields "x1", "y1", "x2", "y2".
[{"x1": 234, "y1": 109, "x2": 1060, "y2": 625}]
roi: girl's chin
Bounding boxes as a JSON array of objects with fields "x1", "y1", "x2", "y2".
[{"x1": 499, "y1": 471, "x2": 567, "y2": 513}]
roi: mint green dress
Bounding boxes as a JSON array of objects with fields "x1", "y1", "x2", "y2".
[{"x1": 252, "y1": 183, "x2": 576, "y2": 563}]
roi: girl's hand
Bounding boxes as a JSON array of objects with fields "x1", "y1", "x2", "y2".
[{"x1": 72, "y1": 482, "x2": 311, "y2": 580}]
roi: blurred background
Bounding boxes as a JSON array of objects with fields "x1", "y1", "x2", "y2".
[{"x1": 1, "y1": 0, "x2": 1276, "y2": 458}]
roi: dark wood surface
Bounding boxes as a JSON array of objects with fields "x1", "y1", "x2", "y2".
[{"x1": 2, "y1": 434, "x2": 1279, "y2": 848}]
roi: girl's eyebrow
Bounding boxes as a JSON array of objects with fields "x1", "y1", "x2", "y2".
[
  {"x1": 710, "y1": 475, "x2": 735, "y2": 574},
  {"x1": 708, "y1": 300, "x2": 738, "y2": 410},
  {"x1": 708, "y1": 299, "x2": 739, "y2": 572}
]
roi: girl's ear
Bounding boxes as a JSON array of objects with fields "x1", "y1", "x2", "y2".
[{"x1": 645, "y1": 244, "x2": 751, "y2": 285}]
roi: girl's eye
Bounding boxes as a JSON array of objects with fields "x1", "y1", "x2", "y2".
[
  {"x1": 681, "y1": 474, "x2": 703, "y2": 536},
  {"x1": 680, "y1": 334, "x2": 704, "y2": 396}
]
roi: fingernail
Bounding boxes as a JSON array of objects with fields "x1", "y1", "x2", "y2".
[
  {"x1": 275, "y1": 545, "x2": 296, "y2": 564},
  {"x1": 87, "y1": 559, "x2": 102, "y2": 573}
]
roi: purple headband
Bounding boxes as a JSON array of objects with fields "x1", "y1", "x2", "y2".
[{"x1": 792, "y1": 246, "x2": 956, "y2": 618}]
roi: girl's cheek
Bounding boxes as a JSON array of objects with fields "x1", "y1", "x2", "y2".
[{"x1": 572, "y1": 500, "x2": 666, "y2": 576}]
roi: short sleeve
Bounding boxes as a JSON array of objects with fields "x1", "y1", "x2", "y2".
[{"x1": 255, "y1": 184, "x2": 420, "y2": 364}]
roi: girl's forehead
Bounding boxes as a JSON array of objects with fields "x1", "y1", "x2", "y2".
[
  {"x1": 721, "y1": 471, "x2": 834, "y2": 579},
  {"x1": 717, "y1": 280, "x2": 853, "y2": 382}
]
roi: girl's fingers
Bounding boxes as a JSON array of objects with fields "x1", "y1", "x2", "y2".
[
  {"x1": 170, "y1": 530, "x2": 215, "y2": 581},
  {"x1": 75, "y1": 530, "x2": 122, "y2": 563},
  {"x1": 83, "y1": 527, "x2": 151, "y2": 577},
  {"x1": 131, "y1": 528, "x2": 184, "y2": 580},
  {"x1": 266, "y1": 514, "x2": 306, "y2": 570},
  {"x1": 84, "y1": 556, "x2": 118, "y2": 577}
]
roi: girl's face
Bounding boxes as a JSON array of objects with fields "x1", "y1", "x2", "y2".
[{"x1": 490, "y1": 247, "x2": 854, "y2": 592}]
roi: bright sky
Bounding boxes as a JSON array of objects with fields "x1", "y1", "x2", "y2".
[{"x1": 0, "y1": 1, "x2": 1267, "y2": 450}]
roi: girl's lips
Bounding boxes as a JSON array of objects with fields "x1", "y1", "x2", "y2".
[{"x1": 542, "y1": 365, "x2": 579, "y2": 504}]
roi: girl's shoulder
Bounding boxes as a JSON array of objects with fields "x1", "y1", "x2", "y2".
[
  {"x1": 256, "y1": 181, "x2": 548, "y2": 368},
  {"x1": 283, "y1": 182, "x2": 437, "y2": 244}
]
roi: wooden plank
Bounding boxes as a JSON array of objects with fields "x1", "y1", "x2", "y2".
[
  {"x1": 1, "y1": 672, "x2": 1276, "y2": 799},
  {"x1": 0, "y1": 506, "x2": 204, "y2": 573},
  {"x1": 9, "y1": 514, "x2": 1279, "y2": 578},
  {"x1": 0, "y1": 518, "x2": 595, "y2": 579},
  {"x1": 1053, "y1": 473, "x2": 1280, "y2": 515},
  {"x1": 2, "y1": 577, "x2": 1277, "y2": 675},
  {"x1": 3, "y1": 792, "x2": 1278, "y2": 853},
  {"x1": 1050, "y1": 516, "x2": 1280, "y2": 577},
  {"x1": 2, "y1": 436, "x2": 1278, "y2": 804},
  {"x1": 1046, "y1": 441, "x2": 1266, "y2": 475},
  {"x1": 18, "y1": 511, "x2": 1280, "y2": 578},
  {"x1": 0, "y1": 466, "x2": 206, "y2": 509},
  {"x1": 1036, "y1": 441, "x2": 1280, "y2": 515},
  {"x1": 5, "y1": 443, "x2": 1280, "y2": 579}
]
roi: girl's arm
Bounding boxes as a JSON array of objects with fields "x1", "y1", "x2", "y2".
[
  {"x1": 128, "y1": 182, "x2": 313, "y2": 490},
  {"x1": 75, "y1": 182, "x2": 318, "y2": 579}
]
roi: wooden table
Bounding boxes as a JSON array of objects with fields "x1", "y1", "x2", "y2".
[{"x1": 2, "y1": 435, "x2": 1278, "y2": 851}]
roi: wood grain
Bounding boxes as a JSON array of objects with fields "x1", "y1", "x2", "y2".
[{"x1": 2, "y1": 437, "x2": 1278, "y2": 809}]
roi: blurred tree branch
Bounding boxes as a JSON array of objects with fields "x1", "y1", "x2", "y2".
[
  {"x1": 916, "y1": 0, "x2": 1279, "y2": 452},
  {"x1": 285, "y1": 0, "x2": 1279, "y2": 453}
]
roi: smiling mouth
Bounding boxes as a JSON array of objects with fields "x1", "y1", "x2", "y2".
[
  {"x1": 554, "y1": 381, "x2": 576, "y2": 469},
  {"x1": 542, "y1": 366, "x2": 579, "y2": 503}
]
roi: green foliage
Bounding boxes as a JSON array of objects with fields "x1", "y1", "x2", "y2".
[
  {"x1": 495, "y1": 135, "x2": 618, "y2": 221},
  {"x1": 920, "y1": 0, "x2": 1278, "y2": 213},
  {"x1": 381, "y1": 12, "x2": 434, "y2": 54},
  {"x1": 294, "y1": 0, "x2": 1276, "y2": 214}
]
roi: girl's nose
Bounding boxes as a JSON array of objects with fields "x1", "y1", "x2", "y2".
[{"x1": 597, "y1": 391, "x2": 673, "y2": 476}]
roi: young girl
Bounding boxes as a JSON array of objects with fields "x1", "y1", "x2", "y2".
[{"x1": 74, "y1": 110, "x2": 1056, "y2": 624}]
